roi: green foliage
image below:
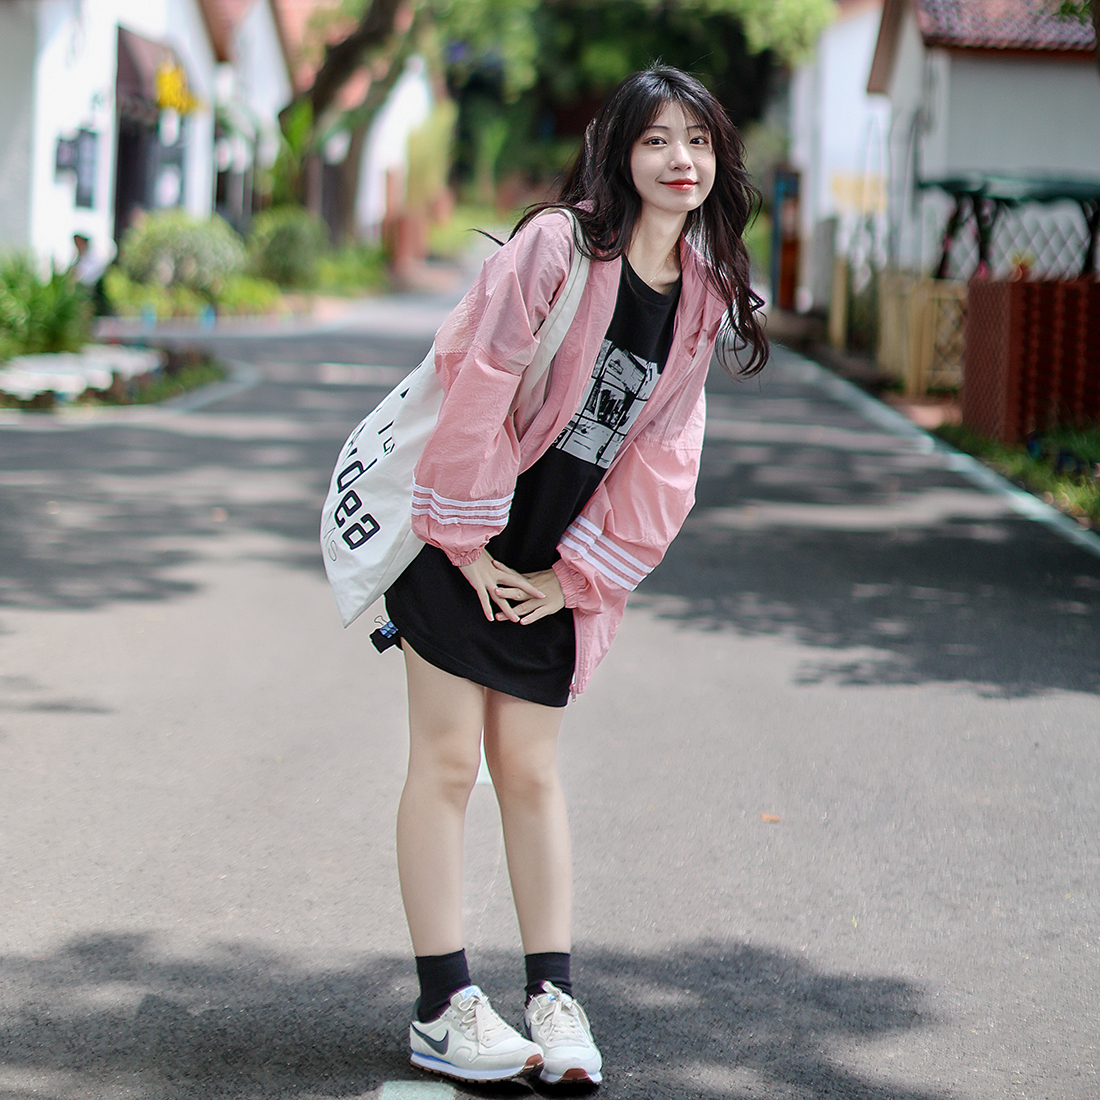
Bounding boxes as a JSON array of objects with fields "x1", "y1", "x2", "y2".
[
  {"x1": 71, "y1": 352, "x2": 228, "y2": 408},
  {"x1": 114, "y1": 356, "x2": 227, "y2": 406},
  {"x1": 466, "y1": 101, "x2": 511, "y2": 204},
  {"x1": 427, "y1": 203, "x2": 515, "y2": 260},
  {"x1": 316, "y1": 242, "x2": 389, "y2": 294},
  {"x1": 117, "y1": 211, "x2": 246, "y2": 300},
  {"x1": 847, "y1": 267, "x2": 879, "y2": 354},
  {"x1": 270, "y1": 99, "x2": 314, "y2": 207},
  {"x1": 713, "y1": 0, "x2": 834, "y2": 64},
  {"x1": 1057, "y1": 1, "x2": 1090, "y2": 19},
  {"x1": 431, "y1": 0, "x2": 541, "y2": 102},
  {"x1": 0, "y1": 255, "x2": 92, "y2": 359},
  {"x1": 214, "y1": 275, "x2": 284, "y2": 315},
  {"x1": 440, "y1": 0, "x2": 830, "y2": 194},
  {"x1": 407, "y1": 99, "x2": 459, "y2": 209},
  {"x1": 104, "y1": 268, "x2": 204, "y2": 318},
  {"x1": 104, "y1": 268, "x2": 281, "y2": 318},
  {"x1": 248, "y1": 206, "x2": 330, "y2": 288},
  {"x1": 936, "y1": 422, "x2": 1100, "y2": 530},
  {"x1": 741, "y1": 121, "x2": 789, "y2": 196},
  {"x1": 742, "y1": 211, "x2": 771, "y2": 281},
  {"x1": 432, "y1": 0, "x2": 830, "y2": 99},
  {"x1": 108, "y1": 205, "x2": 383, "y2": 304}
]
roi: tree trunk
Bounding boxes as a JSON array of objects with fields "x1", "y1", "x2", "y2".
[
  {"x1": 280, "y1": 0, "x2": 405, "y2": 129},
  {"x1": 335, "y1": 123, "x2": 369, "y2": 244},
  {"x1": 329, "y1": 36, "x2": 418, "y2": 245}
]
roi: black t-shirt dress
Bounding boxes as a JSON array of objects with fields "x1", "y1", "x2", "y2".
[{"x1": 385, "y1": 260, "x2": 682, "y2": 706}]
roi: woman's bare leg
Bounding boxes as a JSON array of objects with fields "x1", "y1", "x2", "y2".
[
  {"x1": 483, "y1": 691, "x2": 572, "y2": 954},
  {"x1": 396, "y1": 642, "x2": 487, "y2": 956}
]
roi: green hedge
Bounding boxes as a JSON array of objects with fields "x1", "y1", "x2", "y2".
[
  {"x1": 118, "y1": 210, "x2": 246, "y2": 299},
  {"x1": 0, "y1": 255, "x2": 91, "y2": 360},
  {"x1": 104, "y1": 269, "x2": 281, "y2": 319},
  {"x1": 248, "y1": 206, "x2": 329, "y2": 289}
]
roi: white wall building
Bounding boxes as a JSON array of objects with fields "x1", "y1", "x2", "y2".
[
  {"x1": 790, "y1": 0, "x2": 891, "y2": 311},
  {"x1": 868, "y1": 0, "x2": 1100, "y2": 278},
  {"x1": 214, "y1": 0, "x2": 295, "y2": 230},
  {"x1": 0, "y1": 0, "x2": 291, "y2": 275},
  {"x1": 356, "y1": 56, "x2": 433, "y2": 237}
]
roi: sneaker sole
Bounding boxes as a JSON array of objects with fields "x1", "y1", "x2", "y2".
[
  {"x1": 540, "y1": 1065, "x2": 602, "y2": 1085},
  {"x1": 411, "y1": 1050, "x2": 544, "y2": 1083}
]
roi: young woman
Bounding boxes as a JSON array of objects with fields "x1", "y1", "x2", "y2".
[{"x1": 382, "y1": 65, "x2": 768, "y2": 1086}]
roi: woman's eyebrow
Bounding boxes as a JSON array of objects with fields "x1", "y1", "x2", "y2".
[{"x1": 642, "y1": 123, "x2": 709, "y2": 133}]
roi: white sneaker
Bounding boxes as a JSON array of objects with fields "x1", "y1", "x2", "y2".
[
  {"x1": 523, "y1": 981, "x2": 603, "y2": 1085},
  {"x1": 409, "y1": 985, "x2": 544, "y2": 1083}
]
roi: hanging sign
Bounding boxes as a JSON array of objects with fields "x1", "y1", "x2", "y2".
[{"x1": 55, "y1": 129, "x2": 97, "y2": 208}]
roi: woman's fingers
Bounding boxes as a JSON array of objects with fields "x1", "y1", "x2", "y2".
[
  {"x1": 461, "y1": 552, "x2": 551, "y2": 623},
  {"x1": 474, "y1": 586, "x2": 495, "y2": 621},
  {"x1": 519, "y1": 603, "x2": 553, "y2": 624},
  {"x1": 493, "y1": 600, "x2": 554, "y2": 624},
  {"x1": 490, "y1": 587, "x2": 521, "y2": 622},
  {"x1": 490, "y1": 560, "x2": 545, "y2": 599},
  {"x1": 490, "y1": 567, "x2": 565, "y2": 624},
  {"x1": 494, "y1": 584, "x2": 537, "y2": 602},
  {"x1": 496, "y1": 597, "x2": 535, "y2": 620}
]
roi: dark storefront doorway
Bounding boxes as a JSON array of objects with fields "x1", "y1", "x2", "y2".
[{"x1": 113, "y1": 26, "x2": 188, "y2": 245}]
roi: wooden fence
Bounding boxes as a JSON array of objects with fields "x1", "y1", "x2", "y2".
[{"x1": 875, "y1": 271, "x2": 967, "y2": 396}]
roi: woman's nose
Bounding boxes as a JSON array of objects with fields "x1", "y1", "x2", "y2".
[{"x1": 668, "y1": 141, "x2": 690, "y2": 167}]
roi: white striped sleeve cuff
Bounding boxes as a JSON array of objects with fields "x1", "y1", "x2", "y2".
[
  {"x1": 559, "y1": 515, "x2": 652, "y2": 591},
  {"x1": 411, "y1": 481, "x2": 513, "y2": 526}
]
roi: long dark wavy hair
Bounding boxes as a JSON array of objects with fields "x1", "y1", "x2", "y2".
[{"x1": 514, "y1": 65, "x2": 768, "y2": 377}]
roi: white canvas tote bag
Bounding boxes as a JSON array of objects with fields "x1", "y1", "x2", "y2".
[{"x1": 320, "y1": 212, "x2": 590, "y2": 627}]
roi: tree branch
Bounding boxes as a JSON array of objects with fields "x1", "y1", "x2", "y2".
[{"x1": 281, "y1": 0, "x2": 406, "y2": 128}]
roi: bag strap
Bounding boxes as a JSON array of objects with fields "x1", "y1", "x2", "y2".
[{"x1": 513, "y1": 208, "x2": 590, "y2": 413}]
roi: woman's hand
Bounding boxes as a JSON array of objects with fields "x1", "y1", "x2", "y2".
[
  {"x1": 494, "y1": 568, "x2": 565, "y2": 625},
  {"x1": 459, "y1": 551, "x2": 546, "y2": 623}
]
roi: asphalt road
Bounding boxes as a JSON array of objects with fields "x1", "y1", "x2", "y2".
[{"x1": 1, "y1": 293, "x2": 1099, "y2": 1100}]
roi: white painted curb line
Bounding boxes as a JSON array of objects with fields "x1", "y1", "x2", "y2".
[{"x1": 784, "y1": 351, "x2": 1100, "y2": 562}]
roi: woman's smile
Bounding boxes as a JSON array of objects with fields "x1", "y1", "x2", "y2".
[{"x1": 630, "y1": 103, "x2": 716, "y2": 217}]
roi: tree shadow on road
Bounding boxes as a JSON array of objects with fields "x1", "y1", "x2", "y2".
[
  {"x1": 636, "y1": 375, "x2": 1100, "y2": 698},
  {"x1": 0, "y1": 397, "x2": 351, "y2": 612},
  {"x1": 0, "y1": 931, "x2": 945, "y2": 1100},
  {"x1": 2, "y1": 358, "x2": 1097, "y2": 696}
]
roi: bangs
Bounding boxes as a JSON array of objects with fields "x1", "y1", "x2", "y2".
[{"x1": 633, "y1": 79, "x2": 717, "y2": 143}]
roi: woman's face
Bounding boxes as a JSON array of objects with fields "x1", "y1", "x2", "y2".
[{"x1": 629, "y1": 101, "x2": 716, "y2": 219}]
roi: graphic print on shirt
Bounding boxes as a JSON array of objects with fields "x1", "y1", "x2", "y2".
[{"x1": 553, "y1": 339, "x2": 661, "y2": 468}]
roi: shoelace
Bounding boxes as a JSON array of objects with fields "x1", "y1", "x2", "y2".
[
  {"x1": 530, "y1": 993, "x2": 589, "y2": 1043},
  {"x1": 456, "y1": 990, "x2": 512, "y2": 1046}
]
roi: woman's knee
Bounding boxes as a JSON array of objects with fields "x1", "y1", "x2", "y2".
[
  {"x1": 484, "y1": 740, "x2": 561, "y2": 806},
  {"x1": 483, "y1": 693, "x2": 564, "y2": 804},
  {"x1": 408, "y1": 731, "x2": 481, "y2": 802},
  {"x1": 402, "y1": 643, "x2": 486, "y2": 801}
]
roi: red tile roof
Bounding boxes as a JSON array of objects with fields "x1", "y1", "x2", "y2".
[
  {"x1": 200, "y1": 0, "x2": 295, "y2": 90},
  {"x1": 869, "y1": 0, "x2": 1096, "y2": 94},
  {"x1": 914, "y1": 0, "x2": 1095, "y2": 53}
]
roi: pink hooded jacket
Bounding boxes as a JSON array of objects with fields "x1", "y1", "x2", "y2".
[{"x1": 411, "y1": 209, "x2": 728, "y2": 696}]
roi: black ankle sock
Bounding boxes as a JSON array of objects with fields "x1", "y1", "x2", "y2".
[
  {"x1": 415, "y1": 949, "x2": 471, "y2": 1022},
  {"x1": 525, "y1": 951, "x2": 572, "y2": 1001}
]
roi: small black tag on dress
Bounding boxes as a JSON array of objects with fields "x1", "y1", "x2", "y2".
[{"x1": 370, "y1": 619, "x2": 401, "y2": 653}]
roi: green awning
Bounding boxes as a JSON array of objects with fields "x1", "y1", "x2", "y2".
[{"x1": 920, "y1": 173, "x2": 1100, "y2": 206}]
